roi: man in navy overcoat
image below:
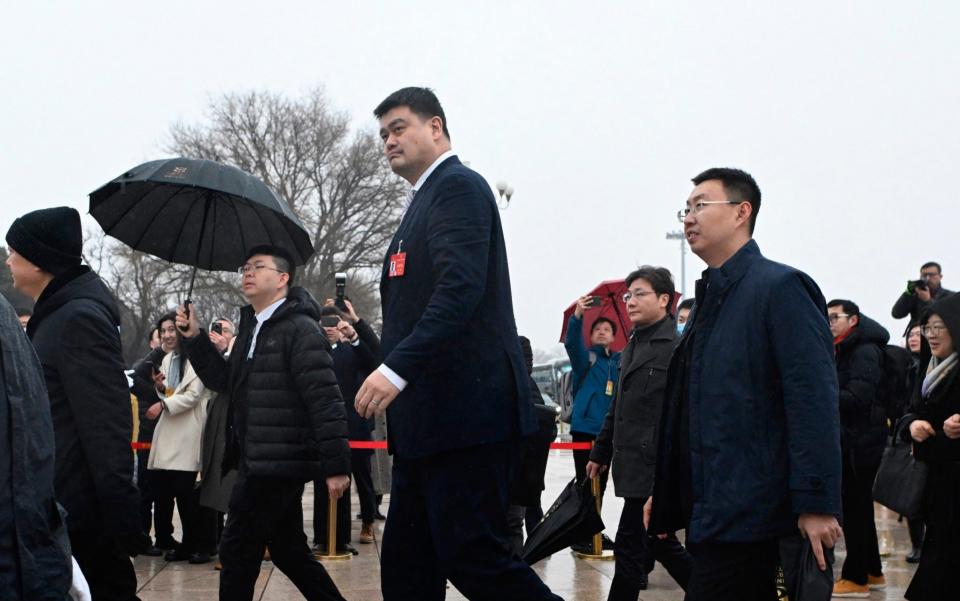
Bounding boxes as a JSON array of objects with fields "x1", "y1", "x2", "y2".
[{"x1": 356, "y1": 87, "x2": 560, "y2": 601}]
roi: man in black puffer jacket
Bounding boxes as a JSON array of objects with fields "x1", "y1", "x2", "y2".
[
  {"x1": 827, "y1": 299, "x2": 890, "y2": 596},
  {"x1": 178, "y1": 245, "x2": 350, "y2": 601},
  {"x1": 6, "y1": 207, "x2": 145, "y2": 601}
]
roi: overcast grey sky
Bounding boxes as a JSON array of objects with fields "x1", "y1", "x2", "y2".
[{"x1": 2, "y1": 2, "x2": 957, "y2": 354}]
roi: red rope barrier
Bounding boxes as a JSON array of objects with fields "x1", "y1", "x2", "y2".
[{"x1": 133, "y1": 440, "x2": 593, "y2": 451}]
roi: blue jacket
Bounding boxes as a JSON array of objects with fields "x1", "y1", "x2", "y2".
[
  {"x1": 650, "y1": 240, "x2": 842, "y2": 543},
  {"x1": 379, "y1": 156, "x2": 537, "y2": 458},
  {"x1": 564, "y1": 314, "x2": 621, "y2": 436}
]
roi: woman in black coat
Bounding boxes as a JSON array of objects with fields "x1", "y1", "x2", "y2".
[{"x1": 901, "y1": 292, "x2": 960, "y2": 600}]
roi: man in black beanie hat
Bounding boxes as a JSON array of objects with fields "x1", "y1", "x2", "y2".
[{"x1": 5, "y1": 206, "x2": 146, "y2": 601}]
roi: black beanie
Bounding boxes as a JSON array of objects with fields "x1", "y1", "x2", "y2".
[{"x1": 5, "y1": 207, "x2": 83, "y2": 276}]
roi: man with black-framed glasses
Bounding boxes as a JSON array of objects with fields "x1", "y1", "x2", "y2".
[
  {"x1": 647, "y1": 168, "x2": 842, "y2": 600},
  {"x1": 176, "y1": 244, "x2": 351, "y2": 601},
  {"x1": 826, "y1": 299, "x2": 890, "y2": 597}
]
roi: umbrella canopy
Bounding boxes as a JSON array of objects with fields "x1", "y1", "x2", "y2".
[
  {"x1": 560, "y1": 279, "x2": 683, "y2": 353},
  {"x1": 89, "y1": 158, "x2": 314, "y2": 272},
  {"x1": 521, "y1": 478, "x2": 604, "y2": 565},
  {"x1": 559, "y1": 280, "x2": 631, "y2": 352}
]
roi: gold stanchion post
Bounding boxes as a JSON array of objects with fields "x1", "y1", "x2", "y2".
[{"x1": 316, "y1": 493, "x2": 351, "y2": 561}]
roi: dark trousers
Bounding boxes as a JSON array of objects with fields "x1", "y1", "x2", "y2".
[
  {"x1": 381, "y1": 441, "x2": 562, "y2": 601},
  {"x1": 135, "y1": 450, "x2": 155, "y2": 539},
  {"x1": 840, "y1": 460, "x2": 882, "y2": 584},
  {"x1": 908, "y1": 518, "x2": 925, "y2": 548},
  {"x1": 70, "y1": 529, "x2": 140, "y2": 601},
  {"x1": 608, "y1": 497, "x2": 693, "y2": 600},
  {"x1": 219, "y1": 472, "x2": 345, "y2": 601},
  {"x1": 352, "y1": 451, "x2": 377, "y2": 524},
  {"x1": 684, "y1": 539, "x2": 780, "y2": 601},
  {"x1": 150, "y1": 469, "x2": 204, "y2": 552}
]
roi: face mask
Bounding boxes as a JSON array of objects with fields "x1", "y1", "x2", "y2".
[{"x1": 677, "y1": 322, "x2": 686, "y2": 335}]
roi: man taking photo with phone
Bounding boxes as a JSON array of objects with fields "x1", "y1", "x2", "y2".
[{"x1": 564, "y1": 294, "x2": 621, "y2": 553}]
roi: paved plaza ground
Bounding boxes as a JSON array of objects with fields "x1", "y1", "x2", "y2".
[{"x1": 133, "y1": 451, "x2": 916, "y2": 600}]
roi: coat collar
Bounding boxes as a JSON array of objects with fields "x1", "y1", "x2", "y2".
[
  {"x1": 622, "y1": 316, "x2": 676, "y2": 376},
  {"x1": 696, "y1": 239, "x2": 763, "y2": 302}
]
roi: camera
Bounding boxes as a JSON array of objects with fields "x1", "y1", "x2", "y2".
[
  {"x1": 908, "y1": 276, "x2": 930, "y2": 295},
  {"x1": 335, "y1": 272, "x2": 347, "y2": 310},
  {"x1": 320, "y1": 315, "x2": 341, "y2": 328},
  {"x1": 211, "y1": 322, "x2": 223, "y2": 335}
]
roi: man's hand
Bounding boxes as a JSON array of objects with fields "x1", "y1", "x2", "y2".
[
  {"x1": 209, "y1": 330, "x2": 228, "y2": 354},
  {"x1": 585, "y1": 461, "x2": 607, "y2": 480},
  {"x1": 175, "y1": 303, "x2": 200, "y2": 338},
  {"x1": 326, "y1": 474, "x2": 351, "y2": 499},
  {"x1": 910, "y1": 419, "x2": 936, "y2": 443},
  {"x1": 943, "y1": 414, "x2": 960, "y2": 439},
  {"x1": 343, "y1": 299, "x2": 360, "y2": 324},
  {"x1": 337, "y1": 321, "x2": 357, "y2": 342},
  {"x1": 145, "y1": 402, "x2": 163, "y2": 420},
  {"x1": 355, "y1": 370, "x2": 401, "y2": 419},
  {"x1": 797, "y1": 513, "x2": 843, "y2": 571},
  {"x1": 641, "y1": 497, "x2": 668, "y2": 539},
  {"x1": 574, "y1": 295, "x2": 592, "y2": 319},
  {"x1": 917, "y1": 286, "x2": 932, "y2": 302}
]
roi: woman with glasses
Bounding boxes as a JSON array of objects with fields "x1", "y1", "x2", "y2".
[{"x1": 900, "y1": 293, "x2": 960, "y2": 600}]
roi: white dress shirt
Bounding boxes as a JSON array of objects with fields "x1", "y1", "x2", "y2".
[
  {"x1": 376, "y1": 150, "x2": 457, "y2": 392},
  {"x1": 247, "y1": 297, "x2": 286, "y2": 359}
]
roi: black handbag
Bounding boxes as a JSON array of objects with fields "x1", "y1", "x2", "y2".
[{"x1": 872, "y1": 419, "x2": 928, "y2": 518}]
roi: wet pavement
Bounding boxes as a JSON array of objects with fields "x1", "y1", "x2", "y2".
[{"x1": 133, "y1": 451, "x2": 916, "y2": 600}]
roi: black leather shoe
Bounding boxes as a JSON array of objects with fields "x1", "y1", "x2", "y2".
[
  {"x1": 906, "y1": 546, "x2": 922, "y2": 563},
  {"x1": 188, "y1": 552, "x2": 211, "y2": 564},
  {"x1": 601, "y1": 534, "x2": 616, "y2": 550},
  {"x1": 155, "y1": 538, "x2": 180, "y2": 551},
  {"x1": 375, "y1": 511, "x2": 387, "y2": 521},
  {"x1": 143, "y1": 545, "x2": 163, "y2": 557},
  {"x1": 164, "y1": 547, "x2": 191, "y2": 562}
]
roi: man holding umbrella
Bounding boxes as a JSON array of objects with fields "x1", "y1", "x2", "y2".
[{"x1": 176, "y1": 245, "x2": 351, "y2": 601}]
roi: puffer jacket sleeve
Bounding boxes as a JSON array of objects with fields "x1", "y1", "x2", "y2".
[
  {"x1": 289, "y1": 319, "x2": 350, "y2": 478},
  {"x1": 183, "y1": 330, "x2": 230, "y2": 393}
]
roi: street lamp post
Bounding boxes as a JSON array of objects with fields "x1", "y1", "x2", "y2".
[
  {"x1": 665, "y1": 230, "x2": 687, "y2": 299},
  {"x1": 495, "y1": 181, "x2": 514, "y2": 210}
]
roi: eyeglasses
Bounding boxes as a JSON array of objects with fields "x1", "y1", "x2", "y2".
[
  {"x1": 922, "y1": 324, "x2": 947, "y2": 338},
  {"x1": 238, "y1": 263, "x2": 284, "y2": 275},
  {"x1": 677, "y1": 200, "x2": 744, "y2": 223},
  {"x1": 622, "y1": 290, "x2": 655, "y2": 302},
  {"x1": 828, "y1": 313, "x2": 851, "y2": 324}
]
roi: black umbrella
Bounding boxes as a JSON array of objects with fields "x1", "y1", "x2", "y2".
[
  {"x1": 521, "y1": 478, "x2": 605, "y2": 565},
  {"x1": 89, "y1": 157, "x2": 314, "y2": 311}
]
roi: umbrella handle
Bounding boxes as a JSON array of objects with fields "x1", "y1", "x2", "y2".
[{"x1": 178, "y1": 299, "x2": 192, "y2": 333}]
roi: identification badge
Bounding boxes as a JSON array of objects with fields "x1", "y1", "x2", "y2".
[
  {"x1": 389, "y1": 252, "x2": 406, "y2": 278},
  {"x1": 605, "y1": 380, "x2": 614, "y2": 396}
]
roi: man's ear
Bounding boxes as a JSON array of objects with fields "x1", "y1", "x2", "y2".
[{"x1": 850, "y1": 314, "x2": 860, "y2": 328}]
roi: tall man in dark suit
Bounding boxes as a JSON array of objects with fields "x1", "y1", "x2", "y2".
[{"x1": 356, "y1": 87, "x2": 561, "y2": 601}]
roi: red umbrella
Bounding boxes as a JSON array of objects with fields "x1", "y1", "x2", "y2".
[{"x1": 559, "y1": 279, "x2": 683, "y2": 353}]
